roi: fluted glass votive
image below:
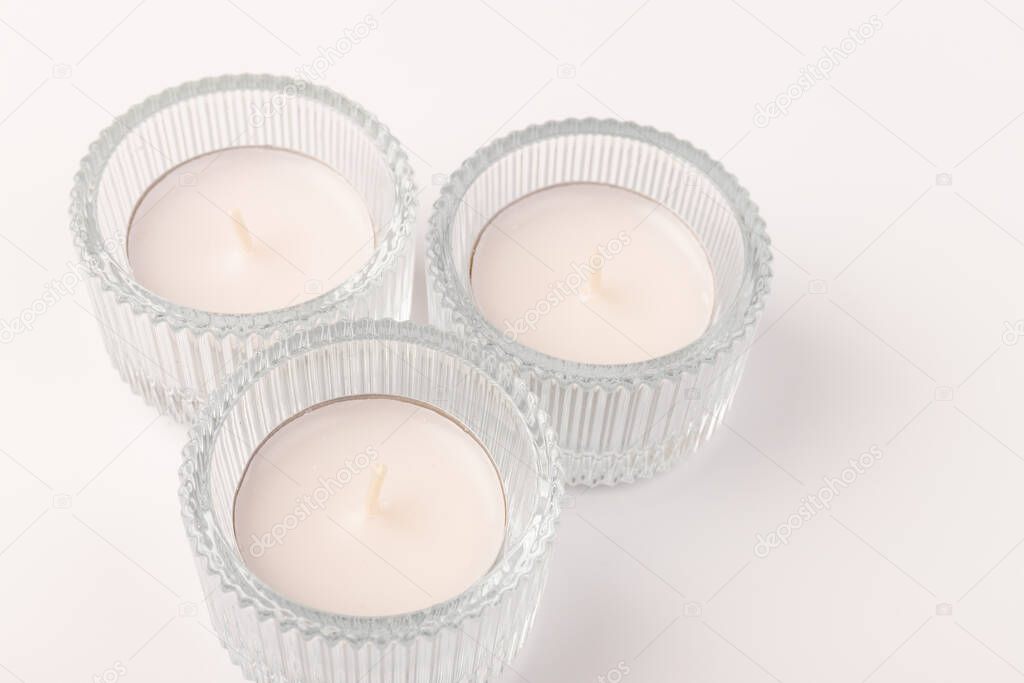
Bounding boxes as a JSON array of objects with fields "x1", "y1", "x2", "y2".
[
  {"x1": 179, "y1": 319, "x2": 562, "y2": 683},
  {"x1": 69, "y1": 74, "x2": 417, "y2": 422},
  {"x1": 427, "y1": 119, "x2": 772, "y2": 486}
]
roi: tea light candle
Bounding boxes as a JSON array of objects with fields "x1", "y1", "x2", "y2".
[
  {"x1": 233, "y1": 396, "x2": 506, "y2": 616},
  {"x1": 470, "y1": 182, "x2": 715, "y2": 365},
  {"x1": 127, "y1": 146, "x2": 376, "y2": 314}
]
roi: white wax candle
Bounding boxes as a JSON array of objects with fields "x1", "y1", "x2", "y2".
[
  {"x1": 127, "y1": 147, "x2": 376, "y2": 314},
  {"x1": 471, "y1": 182, "x2": 715, "y2": 365},
  {"x1": 233, "y1": 396, "x2": 506, "y2": 616}
]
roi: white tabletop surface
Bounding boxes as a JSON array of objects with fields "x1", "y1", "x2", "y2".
[{"x1": 2, "y1": 1, "x2": 1023, "y2": 681}]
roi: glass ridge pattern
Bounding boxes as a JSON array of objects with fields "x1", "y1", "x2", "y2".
[
  {"x1": 180, "y1": 319, "x2": 563, "y2": 683},
  {"x1": 427, "y1": 119, "x2": 772, "y2": 486},
  {"x1": 70, "y1": 74, "x2": 417, "y2": 421}
]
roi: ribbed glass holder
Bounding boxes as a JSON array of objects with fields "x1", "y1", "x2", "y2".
[
  {"x1": 426, "y1": 119, "x2": 772, "y2": 486},
  {"x1": 180, "y1": 319, "x2": 562, "y2": 683},
  {"x1": 69, "y1": 74, "x2": 417, "y2": 422}
]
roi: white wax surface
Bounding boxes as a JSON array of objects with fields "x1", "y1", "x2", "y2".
[
  {"x1": 127, "y1": 147, "x2": 376, "y2": 314},
  {"x1": 470, "y1": 183, "x2": 715, "y2": 365},
  {"x1": 233, "y1": 396, "x2": 506, "y2": 617}
]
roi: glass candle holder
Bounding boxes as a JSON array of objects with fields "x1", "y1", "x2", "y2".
[
  {"x1": 69, "y1": 74, "x2": 417, "y2": 422},
  {"x1": 426, "y1": 119, "x2": 772, "y2": 486},
  {"x1": 179, "y1": 319, "x2": 562, "y2": 683}
]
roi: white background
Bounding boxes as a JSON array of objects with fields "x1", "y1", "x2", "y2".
[{"x1": 2, "y1": 1, "x2": 1024, "y2": 681}]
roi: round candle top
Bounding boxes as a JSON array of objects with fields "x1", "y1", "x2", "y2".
[
  {"x1": 233, "y1": 396, "x2": 506, "y2": 617},
  {"x1": 470, "y1": 182, "x2": 715, "y2": 365},
  {"x1": 127, "y1": 147, "x2": 376, "y2": 314}
]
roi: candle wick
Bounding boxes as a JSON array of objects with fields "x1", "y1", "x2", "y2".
[
  {"x1": 229, "y1": 208, "x2": 255, "y2": 252},
  {"x1": 366, "y1": 463, "x2": 388, "y2": 516},
  {"x1": 579, "y1": 263, "x2": 603, "y2": 303}
]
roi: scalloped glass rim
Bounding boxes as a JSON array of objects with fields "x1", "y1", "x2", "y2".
[
  {"x1": 69, "y1": 73, "x2": 417, "y2": 336},
  {"x1": 427, "y1": 118, "x2": 773, "y2": 383},
  {"x1": 179, "y1": 319, "x2": 563, "y2": 644}
]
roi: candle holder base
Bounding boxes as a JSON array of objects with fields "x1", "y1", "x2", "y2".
[
  {"x1": 106, "y1": 346, "x2": 202, "y2": 422},
  {"x1": 559, "y1": 359, "x2": 749, "y2": 486}
]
